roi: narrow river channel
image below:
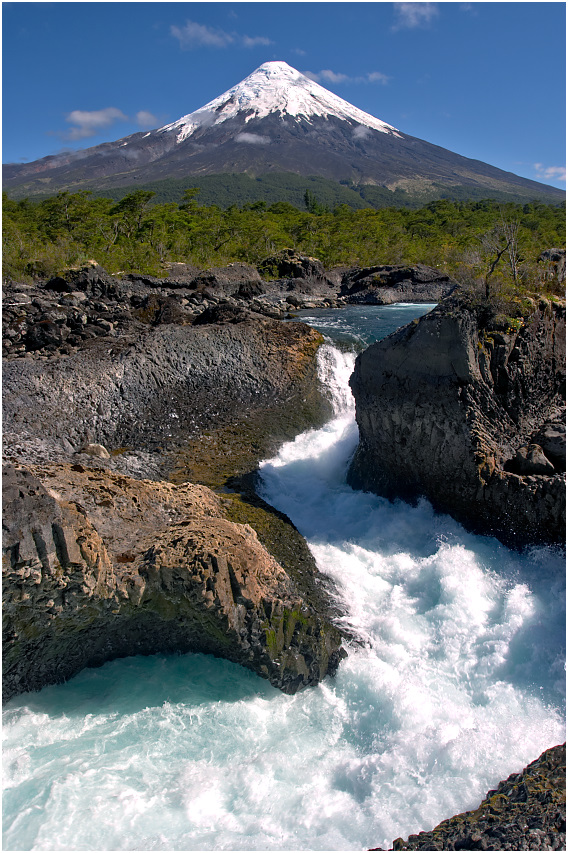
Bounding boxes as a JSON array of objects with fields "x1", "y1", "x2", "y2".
[{"x1": 3, "y1": 304, "x2": 565, "y2": 851}]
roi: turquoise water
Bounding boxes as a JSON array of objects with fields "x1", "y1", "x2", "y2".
[{"x1": 3, "y1": 305, "x2": 565, "y2": 851}]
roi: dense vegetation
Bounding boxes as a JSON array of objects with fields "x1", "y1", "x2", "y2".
[
  {"x1": 9, "y1": 171, "x2": 561, "y2": 211},
  {"x1": 3, "y1": 188, "x2": 565, "y2": 298}
]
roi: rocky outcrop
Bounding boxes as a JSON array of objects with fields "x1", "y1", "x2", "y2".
[
  {"x1": 374, "y1": 743, "x2": 566, "y2": 851},
  {"x1": 348, "y1": 293, "x2": 566, "y2": 547},
  {"x1": 258, "y1": 249, "x2": 329, "y2": 283},
  {"x1": 2, "y1": 461, "x2": 345, "y2": 702},
  {"x1": 339, "y1": 263, "x2": 457, "y2": 305},
  {"x1": 3, "y1": 261, "x2": 351, "y2": 701},
  {"x1": 3, "y1": 299, "x2": 328, "y2": 465}
]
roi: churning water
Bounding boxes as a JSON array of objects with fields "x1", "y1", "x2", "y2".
[{"x1": 3, "y1": 305, "x2": 565, "y2": 851}]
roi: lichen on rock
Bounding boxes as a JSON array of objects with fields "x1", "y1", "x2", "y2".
[
  {"x1": 2, "y1": 461, "x2": 345, "y2": 701},
  {"x1": 379, "y1": 743, "x2": 566, "y2": 851}
]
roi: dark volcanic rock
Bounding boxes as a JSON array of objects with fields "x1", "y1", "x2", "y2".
[
  {"x1": 193, "y1": 302, "x2": 252, "y2": 325},
  {"x1": 340, "y1": 264, "x2": 458, "y2": 305},
  {"x1": 348, "y1": 293, "x2": 566, "y2": 547},
  {"x1": 376, "y1": 743, "x2": 566, "y2": 851}
]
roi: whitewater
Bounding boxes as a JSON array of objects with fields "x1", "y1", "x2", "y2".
[{"x1": 3, "y1": 305, "x2": 565, "y2": 851}]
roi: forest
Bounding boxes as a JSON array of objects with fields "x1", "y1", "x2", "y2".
[{"x1": 3, "y1": 189, "x2": 565, "y2": 298}]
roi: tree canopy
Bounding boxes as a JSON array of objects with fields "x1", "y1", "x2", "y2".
[{"x1": 3, "y1": 190, "x2": 565, "y2": 299}]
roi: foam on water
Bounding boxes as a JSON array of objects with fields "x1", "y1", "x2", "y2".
[{"x1": 3, "y1": 315, "x2": 565, "y2": 851}]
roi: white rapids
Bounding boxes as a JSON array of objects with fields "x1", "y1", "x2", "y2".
[{"x1": 2, "y1": 308, "x2": 565, "y2": 851}]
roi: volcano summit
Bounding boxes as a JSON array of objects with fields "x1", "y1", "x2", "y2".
[{"x1": 3, "y1": 61, "x2": 564, "y2": 203}]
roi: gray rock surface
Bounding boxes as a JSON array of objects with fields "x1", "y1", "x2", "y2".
[{"x1": 348, "y1": 293, "x2": 566, "y2": 547}]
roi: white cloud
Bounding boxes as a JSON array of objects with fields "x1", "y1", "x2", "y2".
[
  {"x1": 367, "y1": 71, "x2": 390, "y2": 85},
  {"x1": 63, "y1": 107, "x2": 128, "y2": 140},
  {"x1": 170, "y1": 19, "x2": 272, "y2": 49},
  {"x1": 306, "y1": 69, "x2": 390, "y2": 85},
  {"x1": 171, "y1": 21, "x2": 234, "y2": 48},
  {"x1": 353, "y1": 125, "x2": 371, "y2": 140},
  {"x1": 319, "y1": 69, "x2": 351, "y2": 84},
  {"x1": 235, "y1": 132, "x2": 270, "y2": 145},
  {"x1": 136, "y1": 110, "x2": 160, "y2": 128},
  {"x1": 242, "y1": 34, "x2": 272, "y2": 47},
  {"x1": 534, "y1": 163, "x2": 566, "y2": 183},
  {"x1": 292, "y1": 48, "x2": 306, "y2": 56},
  {"x1": 392, "y1": 3, "x2": 439, "y2": 30}
]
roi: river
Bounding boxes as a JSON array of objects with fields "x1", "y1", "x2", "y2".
[{"x1": 3, "y1": 304, "x2": 565, "y2": 851}]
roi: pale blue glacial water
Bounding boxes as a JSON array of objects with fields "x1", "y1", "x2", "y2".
[{"x1": 3, "y1": 305, "x2": 565, "y2": 851}]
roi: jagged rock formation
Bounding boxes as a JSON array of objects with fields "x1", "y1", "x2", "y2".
[
  {"x1": 348, "y1": 293, "x2": 566, "y2": 547},
  {"x1": 374, "y1": 743, "x2": 566, "y2": 851},
  {"x1": 3, "y1": 265, "x2": 330, "y2": 466},
  {"x1": 2, "y1": 461, "x2": 344, "y2": 701},
  {"x1": 2, "y1": 259, "x2": 353, "y2": 701}
]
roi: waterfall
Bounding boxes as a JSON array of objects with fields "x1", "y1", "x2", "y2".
[{"x1": 3, "y1": 314, "x2": 564, "y2": 852}]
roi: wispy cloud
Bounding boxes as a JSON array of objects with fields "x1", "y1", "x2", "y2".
[
  {"x1": 305, "y1": 69, "x2": 390, "y2": 85},
  {"x1": 171, "y1": 19, "x2": 272, "y2": 49},
  {"x1": 392, "y1": 3, "x2": 438, "y2": 30},
  {"x1": 136, "y1": 110, "x2": 160, "y2": 128},
  {"x1": 62, "y1": 107, "x2": 128, "y2": 140},
  {"x1": 353, "y1": 125, "x2": 371, "y2": 140},
  {"x1": 242, "y1": 34, "x2": 272, "y2": 47},
  {"x1": 534, "y1": 163, "x2": 566, "y2": 183},
  {"x1": 367, "y1": 72, "x2": 390, "y2": 84},
  {"x1": 235, "y1": 132, "x2": 270, "y2": 145},
  {"x1": 292, "y1": 48, "x2": 306, "y2": 56}
]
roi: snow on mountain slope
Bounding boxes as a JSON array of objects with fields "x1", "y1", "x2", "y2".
[{"x1": 158, "y1": 61, "x2": 402, "y2": 143}]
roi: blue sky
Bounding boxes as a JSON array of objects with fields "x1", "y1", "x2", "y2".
[{"x1": 2, "y1": 1, "x2": 566, "y2": 189}]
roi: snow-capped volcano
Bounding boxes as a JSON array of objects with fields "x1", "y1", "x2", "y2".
[
  {"x1": 159, "y1": 61, "x2": 401, "y2": 143},
  {"x1": 4, "y1": 61, "x2": 564, "y2": 204}
]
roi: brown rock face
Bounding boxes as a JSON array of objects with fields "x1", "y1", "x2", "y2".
[
  {"x1": 348, "y1": 294, "x2": 566, "y2": 547},
  {"x1": 2, "y1": 461, "x2": 345, "y2": 702}
]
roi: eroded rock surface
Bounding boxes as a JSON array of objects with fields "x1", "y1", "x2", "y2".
[
  {"x1": 3, "y1": 304, "x2": 328, "y2": 470},
  {"x1": 2, "y1": 261, "x2": 350, "y2": 701},
  {"x1": 375, "y1": 743, "x2": 566, "y2": 851},
  {"x1": 3, "y1": 461, "x2": 345, "y2": 701},
  {"x1": 348, "y1": 293, "x2": 566, "y2": 547}
]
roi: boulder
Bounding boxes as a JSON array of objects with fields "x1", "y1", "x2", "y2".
[
  {"x1": 2, "y1": 462, "x2": 345, "y2": 701},
  {"x1": 532, "y1": 421, "x2": 566, "y2": 472},
  {"x1": 507, "y1": 444, "x2": 557, "y2": 476},
  {"x1": 348, "y1": 293, "x2": 566, "y2": 547},
  {"x1": 188, "y1": 263, "x2": 265, "y2": 296},
  {"x1": 339, "y1": 264, "x2": 458, "y2": 305},
  {"x1": 258, "y1": 249, "x2": 327, "y2": 282},
  {"x1": 81, "y1": 443, "x2": 111, "y2": 459},
  {"x1": 193, "y1": 303, "x2": 251, "y2": 326}
]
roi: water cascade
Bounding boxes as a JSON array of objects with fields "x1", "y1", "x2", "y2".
[{"x1": 3, "y1": 305, "x2": 564, "y2": 851}]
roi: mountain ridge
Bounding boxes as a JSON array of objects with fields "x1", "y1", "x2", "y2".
[{"x1": 4, "y1": 61, "x2": 564, "y2": 204}]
